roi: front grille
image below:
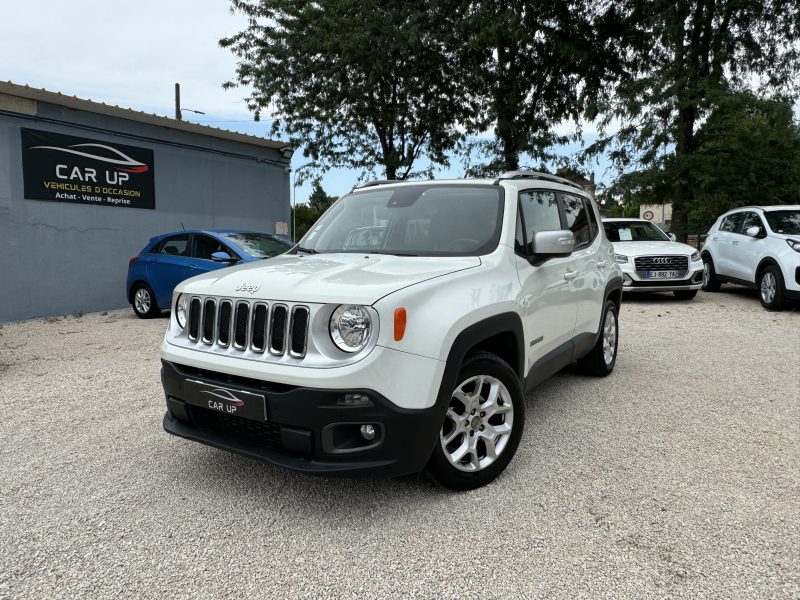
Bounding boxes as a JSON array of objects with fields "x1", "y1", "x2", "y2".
[
  {"x1": 189, "y1": 405, "x2": 283, "y2": 449},
  {"x1": 634, "y1": 255, "x2": 689, "y2": 272},
  {"x1": 183, "y1": 296, "x2": 309, "y2": 360},
  {"x1": 234, "y1": 302, "x2": 249, "y2": 348},
  {"x1": 202, "y1": 299, "x2": 215, "y2": 344},
  {"x1": 188, "y1": 298, "x2": 201, "y2": 340}
]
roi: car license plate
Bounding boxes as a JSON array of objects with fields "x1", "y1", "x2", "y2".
[
  {"x1": 645, "y1": 270, "x2": 681, "y2": 279},
  {"x1": 184, "y1": 378, "x2": 268, "y2": 421}
]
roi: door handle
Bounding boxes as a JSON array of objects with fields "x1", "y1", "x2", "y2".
[
  {"x1": 189, "y1": 265, "x2": 198, "y2": 270},
  {"x1": 712, "y1": 236, "x2": 719, "y2": 240},
  {"x1": 563, "y1": 270, "x2": 578, "y2": 281},
  {"x1": 596, "y1": 260, "x2": 607, "y2": 268},
  {"x1": 731, "y1": 240, "x2": 739, "y2": 246}
]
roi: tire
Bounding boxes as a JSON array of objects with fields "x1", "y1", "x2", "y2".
[
  {"x1": 576, "y1": 300, "x2": 618, "y2": 377},
  {"x1": 673, "y1": 290, "x2": 698, "y2": 300},
  {"x1": 702, "y1": 256, "x2": 721, "y2": 292},
  {"x1": 758, "y1": 265, "x2": 787, "y2": 310},
  {"x1": 131, "y1": 283, "x2": 159, "y2": 318},
  {"x1": 426, "y1": 351, "x2": 525, "y2": 491}
]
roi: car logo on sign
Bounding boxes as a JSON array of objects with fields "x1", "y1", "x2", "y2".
[{"x1": 200, "y1": 387, "x2": 246, "y2": 407}]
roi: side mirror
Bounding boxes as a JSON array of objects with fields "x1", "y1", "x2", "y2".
[
  {"x1": 532, "y1": 230, "x2": 575, "y2": 258},
  {"x1": 211, "y1": 251, "x2": 236, "y2": 262},
  {"x1": 667, "y1": 233, "x2": 677, "y2": 241},
  {"x1": 745, "y1": 226, "x2": 761, "y2": 238}
]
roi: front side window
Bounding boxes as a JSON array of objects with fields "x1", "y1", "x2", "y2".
[
  {"x1": 739, "y1": 212, "x2": 764, "y2": 234},
  {"x1": 153, "y1": 234, "x2": 189, "y2": 256},
  {"x1": 518, "y1": 191, "x2": 561, "y2": 254},
  {"x1": 562, "y1": 193, "x2": 593, "y2": 248},
  {"x1": 764, "y1": 210, "x2": 800, "y2": 235},
  {"x1": 603, "y1": 221, "x2": 670, "y2": 242},
  {"x1": 221, "y1": 233, "x2": 292, "y2": 258},
  {"x1": 720, "y1": 213, "x2": 744, "y2": 233},
  {"x1": 193, "y1": 235, "x2": 229, "y2": 260},
  {"x1": 299, "y1": 184, "x2": 504, "y2": 256}
]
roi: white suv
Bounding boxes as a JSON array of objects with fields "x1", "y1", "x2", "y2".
[
  {"x1": 701, "y1": 205, "x2": 800, "y2": 310},
  {"x1": 160, "y1": 172, "x2": 623, "y2": 490},
  {"x1": 602, "y1": 218, "x2": 703, "y2": 299}
]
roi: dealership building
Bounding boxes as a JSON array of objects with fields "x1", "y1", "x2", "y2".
[{"x1": 0, "y1": 82, "x2": 292, "y2": 322}]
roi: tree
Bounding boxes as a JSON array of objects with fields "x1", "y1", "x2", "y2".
[
  {"x1": 450, "y1": 0, "x2": 622, "y2": 175},
  {"x1": 221, "y1": 0, "x2": 471, "y2": 180},
  {"x1": 588, "y1": 0, "x2": 800, "y2": 241},
  {"x1": 307, "y1": 180, "x2": 336, "y2": 212}
]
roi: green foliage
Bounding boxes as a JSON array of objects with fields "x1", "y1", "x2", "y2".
[
  {"x1": 452, "y1": 0, "x2": 621, "y2": 175},
  {"x1": 291, "y1": 181, "x2": 338, "y2": 240},
  {"x1": 221, "y1": 0, "x2": 472, "y2": 180},
  {"x1": 586, "y1": 0, "x2": 800, "y2": 240},
  {"x1": 686, "y1": 94, "x2": 800, "y2": 231}
]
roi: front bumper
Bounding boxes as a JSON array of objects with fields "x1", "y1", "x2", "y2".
[
  {"x1": 161, "y1": 360, "x2": 444, "y2": 477},
  {"x1": 621, "y1": 268, "x2": 704, "y2": 292}
]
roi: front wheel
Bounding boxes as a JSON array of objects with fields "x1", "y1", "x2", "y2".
[
  {"x1": 758, "y1": 266, "x2": 787, "y2": 310},
  {"x1": 673, "y1": 290, "x2": 698, "y2": 300},
  {"x1": 426, "y1": 352, "x2": 525, "y2": 491},
  {"x1": 576, "y1": 300, "x2": 618, "y2": 377}
]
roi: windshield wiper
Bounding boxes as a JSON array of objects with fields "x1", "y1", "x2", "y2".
[
  {"x1": 368, "y1": 251, "x2": 418, "y2": 256},
  {"x1": 294, "y1": 246, "x2": 319, "y2": 255}
]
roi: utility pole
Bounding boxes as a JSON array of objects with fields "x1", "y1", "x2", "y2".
[{"x1": 175, "y1": 83, "x2": 182, "y2": 121}]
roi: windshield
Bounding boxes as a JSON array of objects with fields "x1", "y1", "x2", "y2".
[
  {"x1": 764, "y1": 210, "x2": 800, "y2": 235},
  {"x1": 298, "y1": 184, "x2": 504, "y2": 256},
  {"x1": 603, "y1": 221, "x2": 670, "y2": 242},
  {"x1": 221, "y1": 233, "x2": 292, "y2": 258}
]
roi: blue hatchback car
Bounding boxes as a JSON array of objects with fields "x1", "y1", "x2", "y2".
[{"x1": 126, "y1": 230, "x2": 293, "y2": 318}]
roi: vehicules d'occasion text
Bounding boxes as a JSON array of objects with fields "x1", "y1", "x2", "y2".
[{"x1": 159, "y1": 173, "x2": 623, "y2": 490}]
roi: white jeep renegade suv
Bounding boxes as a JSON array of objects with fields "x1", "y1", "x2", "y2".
[
  {"x1": 702, "y1": 205, "x2": 800, "y2": 310},
  {"x1": 160, "y1": 172, "x2": 623, "y2": 490}
]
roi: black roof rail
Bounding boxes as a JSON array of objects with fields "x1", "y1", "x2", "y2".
[
  {"x1": 496, "y1": 170, "x2": 585, "y2": 191},
  {"x1": 354, "y1": 179, "x2": 396, "y2": 189}
]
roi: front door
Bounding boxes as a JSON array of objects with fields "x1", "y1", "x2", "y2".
[
  {"x1": 726, "y1": 211, "x2": 764, "y2": 283},
  {"x1": 514, "y1": 190, "x2": 579, "y2": 375},
  {"x1": 147, "y1": 233, "x2": 194, "y2": 306}
]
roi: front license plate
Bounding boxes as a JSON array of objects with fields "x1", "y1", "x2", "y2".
[
  {"x1": 645, "y1": 270, "x2": 681, "y2": 279},
  {"x1": 184, "y1": 379, "x2": 268, "y2": 421}
]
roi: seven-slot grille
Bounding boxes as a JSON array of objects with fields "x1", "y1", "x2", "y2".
[
  {"x1": 634, "y1": 255, "x2": 689, "y2": 272},
  {"x1": 186, "y1": 297, "x2": 310, "y2": 358}
]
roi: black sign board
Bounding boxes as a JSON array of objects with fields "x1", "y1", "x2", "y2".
[{"x1": 21, "y1": 128, "x2": 155, "y2": 209}]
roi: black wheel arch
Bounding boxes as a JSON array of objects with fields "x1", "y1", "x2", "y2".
[
  {"x1": 128, "y1": 280, "x2": 152, "y2": 304},
  {"x1": 755, "y1": 257, "x2": 781, "y2": 283}
]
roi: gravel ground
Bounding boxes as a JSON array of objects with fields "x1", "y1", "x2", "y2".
[{"x1": 1, "y1": 289, "x2": 798, "y2": 599}]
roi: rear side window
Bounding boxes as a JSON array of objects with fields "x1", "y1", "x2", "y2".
[
  {"x1": 152, "y1": 234, "x2": 189, "y2": 256},
  {"x1": 561, "y1": 193, "x2": 593, "y2": 248},
  {"x1": 518, "y1": 191, "x2": 561, "y2": 254},
  {"x1": 720, "y1": 213, "x2": 744, "y2": 233}
]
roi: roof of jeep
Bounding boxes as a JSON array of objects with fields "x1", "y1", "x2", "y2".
[
  {"x1": 602, "y1": 218, "x2": 650, "y2": 222},
  {"x1": 350, "y1": 175, "x2": 590, "y2": 196},
  {"x1": 724, "y1": 205, "x2": 800, "y2": 213}
]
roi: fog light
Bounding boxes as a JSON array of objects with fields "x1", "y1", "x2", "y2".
[
  {"x1": 337, "y1": 393, "x2": 372, "y2": 407},
  {"x1": 360, "y1": 424, "x2": 376, "y2": 441}
]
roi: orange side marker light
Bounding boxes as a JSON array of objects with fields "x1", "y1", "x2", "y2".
[{"x1": 394, "y1": 308, "x2": 407, "y2": 341}]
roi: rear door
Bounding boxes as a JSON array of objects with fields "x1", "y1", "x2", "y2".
[
  {"x1": 147, "y1": 234, "x2": 193, "y2": 306},
  {"x1": 711, "y1": 213, "x2": 743, "y2": 276},
  {"x1": 514, "y1": 190, "x2": 579, "y2": 372}
]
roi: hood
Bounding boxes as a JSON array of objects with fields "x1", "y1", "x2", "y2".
[
  {"x1": 610, "y1": 240, "x2": 697, "y2": 257},
  {"x1": 177, "y1": 253, "x2": 482, "y2": 305}
]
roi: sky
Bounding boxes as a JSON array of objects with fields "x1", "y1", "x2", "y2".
[{"x1": 1, "y1": 0, "x2": 612, "y2": 204}]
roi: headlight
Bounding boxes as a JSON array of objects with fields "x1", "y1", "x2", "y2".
[
  {"x1": 691, "y1": 251, "x2": 701, "y2": 262},
  {"x1": 329, "y1": 305, "x2": 372, "y2": 353},
  {"x1": 615, "y1": 254, "x2": 628, "y2": 264},
  {"x1": 175, "y1": 294, "x2": 188, "y2": 329},
  {"x1": 787, "y1": 239, "x2": 800, "y2": 253}
]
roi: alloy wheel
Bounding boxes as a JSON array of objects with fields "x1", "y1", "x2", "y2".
[
  {"x1": 760, "y1": 272, "x2": 776, "y2": 305},
  {"x1": 702, "y1": 262, "x2": 711, "y2": 287},
  {"x1": 603, "y1": 309, "x2": 617, "y2": 366},
  {"x1": 440, "y1": 375, "x2": 514, "y2": 472},
  {"x1": 134, "y1": 288, "x2": 151, "y2": 314}
]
